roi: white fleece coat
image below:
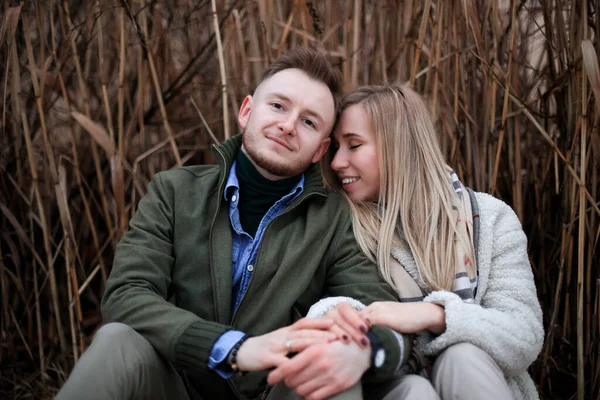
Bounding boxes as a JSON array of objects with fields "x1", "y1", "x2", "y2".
[
  {"x1": 416, "y1": 192, "x2": 544, "y2": 399},
  {"x1": 309, "y1": 192, "x2": 544, "y2": 399}
]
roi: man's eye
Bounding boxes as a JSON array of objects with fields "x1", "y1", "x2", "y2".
[
  {"x1": 303, "y1": 119, "x2": 316, "y2": 128},
  {"x1": 271, "y1": 103, "x2": 283, "y2": 110}
]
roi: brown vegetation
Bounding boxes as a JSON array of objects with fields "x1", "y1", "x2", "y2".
[{"x1": 0, "y1": 0, "x2": 598, "y2": 399}]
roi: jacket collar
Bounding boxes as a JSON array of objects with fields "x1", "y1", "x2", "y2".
[{"x1": 212, "y1": 134, "x2": 328, "y2": 197}]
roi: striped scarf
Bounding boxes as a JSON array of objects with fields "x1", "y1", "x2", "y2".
[{"x1": 388, "y1": 170, "x2": 478, "y2": 302}]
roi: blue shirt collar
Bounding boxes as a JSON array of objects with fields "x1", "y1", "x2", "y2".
[{"x1": 224, "y1": 160, "x2": 305, "y2": 201}]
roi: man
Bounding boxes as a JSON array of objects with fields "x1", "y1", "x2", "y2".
[{"x1": 57, "y1": 48, "x2": 410, "y2": 400}]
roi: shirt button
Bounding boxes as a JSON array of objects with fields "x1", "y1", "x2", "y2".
[
  {"x1": 231, "y1": 195, "x2": 237, "y2": 202},
  {"x1": 247, "y1": 264, "x2": 254, "y2": 272}
]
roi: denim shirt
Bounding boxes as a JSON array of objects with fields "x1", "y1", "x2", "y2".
[{"x1": 207, "y1": 161, "x2": 304, "y2": 377}]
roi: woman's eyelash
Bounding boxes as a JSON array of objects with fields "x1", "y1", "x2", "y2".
[{"x1": 349, "y1": 144, "x2": 362, "y2": 149}]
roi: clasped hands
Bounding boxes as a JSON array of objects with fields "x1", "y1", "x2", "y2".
[{"x1": 234, "y1": 303, "x2": 372, "y2": 400}]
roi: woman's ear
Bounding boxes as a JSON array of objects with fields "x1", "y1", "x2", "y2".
[{"x1": 238, "y1": 95, "x2": 253, "y2": 129}]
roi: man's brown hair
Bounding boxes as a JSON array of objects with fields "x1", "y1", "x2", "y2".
[{"x1": 259, "y1": 47, "x2": 342, "y2": 114}]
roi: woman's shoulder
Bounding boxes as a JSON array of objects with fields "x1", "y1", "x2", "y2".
[{"x1": 471, "y1": 191, "x2": 525, "y2": 235}]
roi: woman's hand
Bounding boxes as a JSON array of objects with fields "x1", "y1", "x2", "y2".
[
  {"x1": 323, "y1": 303, "x2": 371, "y2": 348},
  {"x1": 359, "y1": 302, "x2": 446, "y2": 334}
]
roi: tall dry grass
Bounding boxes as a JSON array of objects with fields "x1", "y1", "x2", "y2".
[{"x1": 0, "y1": 1, "x2": 598, "y2": 398}]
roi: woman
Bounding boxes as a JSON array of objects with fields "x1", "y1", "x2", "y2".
[{"x1": 314, "y1": 84, "x2": 544, "y2": 399}]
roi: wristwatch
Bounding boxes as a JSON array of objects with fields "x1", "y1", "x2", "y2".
[{"x1": 366, "y1": 331, "x2": 386, "y2": 368}]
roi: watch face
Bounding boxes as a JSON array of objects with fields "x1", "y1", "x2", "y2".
[{"x1": 375, "y1": 348, "x2": 386, "y2": 368}]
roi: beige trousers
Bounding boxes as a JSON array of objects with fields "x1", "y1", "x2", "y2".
[
  {"x1": 56, "y1": 323, "x2": 511, "y2": 400},
  {"x1": 268, "y1": 342, "x2": 512, "y2": 400},
  {"x1": 57, "y1": 323, "x2": 216, "y2": 400}
]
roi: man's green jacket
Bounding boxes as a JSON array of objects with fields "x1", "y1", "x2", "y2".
[{"x1": 102, "y1": 135, "x2": 409, "y2": 399}]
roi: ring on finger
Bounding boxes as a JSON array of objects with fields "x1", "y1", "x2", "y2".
[{"x1": 285, "y1": 339, "x2": 293, "y2": 350}]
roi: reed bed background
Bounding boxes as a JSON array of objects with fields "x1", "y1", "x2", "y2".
[{"x1": 0, "y1": 0, "x2": 598, "y2": 398}]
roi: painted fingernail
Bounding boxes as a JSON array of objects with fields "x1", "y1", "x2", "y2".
[
  {"x1": 359, "y1": 325, "x2": 367, "y2": 333},
  {"x1": 342, "y1": 334, "x2": 349, "y2": 341},
  {"x1": 361, "y1": 338, "x2": 368, "y2": 347}
]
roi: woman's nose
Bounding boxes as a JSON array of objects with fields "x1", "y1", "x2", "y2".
[{"x1": 331, "y1": 150, "x2": 348, "y2": 171}]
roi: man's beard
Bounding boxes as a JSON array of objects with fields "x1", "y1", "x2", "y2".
[{"x1": 242, "y1": 130, "x2": 309, "y2": 179}]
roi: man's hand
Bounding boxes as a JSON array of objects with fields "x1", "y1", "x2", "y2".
[
  {"x1": 267, "y1": 340, "x2": 370, "y2": 400},
  {"x1": 235, "y1": 318, "x2": 338, "y2": 371}
]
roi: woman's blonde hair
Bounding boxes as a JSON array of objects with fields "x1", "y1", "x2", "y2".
[{"x1": 321, "y1": 84, "x2": 468, "y2": 292}]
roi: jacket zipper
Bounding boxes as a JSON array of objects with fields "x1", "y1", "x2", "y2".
[
  {"x1": 213, "y1": 144, "x2": 328, "y2": 399},
  {"x1": 229, "y1": 192, "x2": 324, "y2": 325},
  {"x1": 226, "y1": 192, "x2": 326, "y2": 400}
]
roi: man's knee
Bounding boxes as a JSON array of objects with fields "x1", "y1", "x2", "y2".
[
  {"x1": 90, "y1": 323, "x2": 155, "y2": 360},
  {"x1": 95, "y1": 322, "x2": 136, "y2": 340}
]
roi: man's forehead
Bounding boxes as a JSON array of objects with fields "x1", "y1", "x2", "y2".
[
  {"x1": 257, "y1": 69, "x2": 333, "y2": 101},
  {"x1": 256, "y1": 68, "x2": 335, "y2": 121}
]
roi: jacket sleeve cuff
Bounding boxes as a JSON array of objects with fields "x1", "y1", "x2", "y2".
[
  {"x1": 362, "y1": 325, "x2": 410, "y2": 382},
  {"x1": 306, "y1": 296, "x2": 366, "y2": 318},
  {"x1": 173, "y1": 320, "x2": 232, "y2": 374}
]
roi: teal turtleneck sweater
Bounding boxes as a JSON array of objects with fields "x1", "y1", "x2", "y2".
[{"x1": 236, "y1": 151, "x2": 301, "y2": 237}]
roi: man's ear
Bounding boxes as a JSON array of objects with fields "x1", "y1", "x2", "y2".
[
  {"x1": 238, "y1": 95, "x2": 253, "y2": 130},
  {"x1": 311, "y1": 137, "x2": 331, "y2": 163}
]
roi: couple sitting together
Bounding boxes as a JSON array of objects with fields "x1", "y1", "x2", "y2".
[{"x1": 57, "y1": 48, "x2": 543, "y2": 400}]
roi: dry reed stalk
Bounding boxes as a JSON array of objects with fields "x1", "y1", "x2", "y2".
[
  {"x1": 506, "y1": 91, "x2": 600, "y2": 217},
  {"x1": 430, "y1": 1, "x2": 443, "y2": 120},
  {"x1": 136, "y1": 0, "x2": 152, "y2": 178},
  {"x1": 563, "y1": 183, "x2": 577, "y2": 339},
  {"x1": 298, "y1": 3, "x2": 309, "y2": 48},
  {"x1": 577, "y1": 9, "x2": 589, "y2": 397},
  {"x1": 233, "y1": 9, "x2": 249, "y2": 92},
  {"x1": 0, "y1": 247, "x2": 8, "y2": 355},
  {"x1": 56, "y1": 163, "x2": 85, "y2": 356},
  {"x1": 410, "y1": 0, "x2": 431, "y2": 86},
  {"x1": 377, "y1": 5, "x2": 387, "y2": 84},
  {"x1": 351, "y1": 0, "x2": 361, "y2": 88},
  {"x1": 4, "y1": 5, "x2": 25, "y2": 188},
  {"x1": 490, "y1": 0, "x2": 517, "y2": 196},
  {"x1": 276, "y1": 12, "x2": 294, "y2": 58},
  {"x1": 594, "y1": 279, "x2": 600, "y2": 394},
  {"x1": 125, "y1": 3, "x2": 183, "y2": 167},
  {"x1": 115, "y1": 7, "x2": 126, "y2": 238},
  {"x1": 21, "y1": 12, "x2": 56, "y2": 182},
  {"x1": 190, "y1": 96, "x2": 220, "y2": 145},
  {"x1": 272, "y1": 19, "x2": 316, "y2": 44},
  {"x1": 451, "y1": 3, "x2": 459, "y2": 141},
  {"x1": 17, "y1": 7, "x2": 67, "y2": 354},
  {"x1": 49, "y1": 3, "x2": 108, "y2": 286},
  {"x1": 3, "y1": 5, "x2": 22, "y2": 360},
  {"x1": 9, "y1": 308, "x2": 34, "y2": 362},
  {"x1": 212, "y1": 0, "x2": 230, "y2": 140},
  {"x1": 582, "y1": 40, "x2": 600, "y2": 356},
  {"x1": 247, "y1": 5, "x2": 263, "y2": 86},
  {"x1": 65, "y1": 236, "x2": 78, "y2": 362},
  {"x1": 31, "y1": 227, "x2": 45, "y2": 380},
  {"x1": 54, "y1": 170, "x2": 79, "y2": 364},
  {"x1": 62, "y1": 0, "x2": 115, "y2": 240},
  {"x1": 540, "y1": 221, "x2": 569, "y2": 385}
]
